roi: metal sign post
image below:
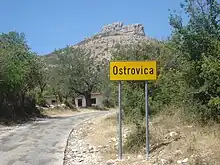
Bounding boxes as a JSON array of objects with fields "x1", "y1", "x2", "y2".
[
  {"x1": 145, "y1": 81, "x2": 149, "y2": 160},
  {"x1": 118, "y1": 81, "x2": 122, "y2": 159}
]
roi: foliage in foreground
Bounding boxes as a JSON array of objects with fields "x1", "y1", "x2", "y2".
[
  {"x1": 124, "y1": 124, "x2": 146, "y2": 153},
  {"x1": 0, "y1": 32, "x2": 45, "y2": 122},
  {"x1": 169, "y1": 0, "x2": 220, "y2": 123}
]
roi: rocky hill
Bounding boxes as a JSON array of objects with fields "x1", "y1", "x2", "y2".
[{"x1": 42, "y1": 22, "x2": 150, "y2": 66}]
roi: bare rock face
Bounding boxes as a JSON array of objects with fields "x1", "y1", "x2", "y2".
[
  {"x1": 99, "y1": 22, "x2": 145, "y2": 36},
  {"x1": 73, "y1": 22, "x2": 149, "y2": 64}
]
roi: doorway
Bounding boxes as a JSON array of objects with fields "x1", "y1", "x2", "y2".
[{"x1": 78, "y1": 99, "x2": 82, "y2": 107}]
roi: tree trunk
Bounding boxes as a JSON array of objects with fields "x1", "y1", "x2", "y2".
[
  {"x1": 84, "y1": 92, "x2": 92, "y2": 107},
  {"x1": 58, "y1": 92, "x2": 63, "y2": 103},
  {"x1": 53, "y1": 93, "x2": 58, "y2": 103},
  {"x1": 39, "y1": 86, "x2": 44, "y2": 99}
]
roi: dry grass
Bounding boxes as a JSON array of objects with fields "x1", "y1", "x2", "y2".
[
  {"x1": 84, "y1": 106, "x2": 220, "y2": 164},
  {"x1": 147, "y1": 106, "x2": 220, "y2": 164},
  {"x1": 83, "y1": 112, "x2": 149, "y2": 164},
  {"x1": 85, "y1": 113, "x2": 117, "y2": 159}
]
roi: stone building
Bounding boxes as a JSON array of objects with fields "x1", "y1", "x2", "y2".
[{"x1": 75, "y1": 93, "x2": 104, "y2": 108}]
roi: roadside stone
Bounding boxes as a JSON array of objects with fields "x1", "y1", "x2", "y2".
[
  {"x1": 111, "y1": 137, "x2": 116, "y2": 142},
  {"x1": 165, "y1": 131, "x2": 179, "y2": 140},
  {"x1": 94, "y1": 148, "x2": 99, "y2": 152},
  {"x1": 175, "y1": 150, "x2": 183, "y2": 156},
  {"x1": 161, "y1": 159, "x2": 165, "y2": 164},
  {"x1": 177, "y1": 158, "x2": 189, "y2": 164},
  {"x1": 77, "y1": 154, "x2": 83, "y2": 158},
  {"x1": 98, "y1": 145, "x2": 103, "y2": 148},
  {"x1": 106, "y1": 159, "x2": 115, "y2": 165},
  {"x1": 88, "y1": 145, "x2": 94, "y2": 150},
  {"x1": 64, "y1": 122, "x2": 104, "y2": 165},
  {"x1": 169, "y1": 131, "x2": 178, "y2": 137},
  {"x1": 177, "y1": 160, "x2": 182, "y2": 164},
  {"x1": 66, "y1": 155, "x2": 72, "y2": 159},
  {"x1": 161, "y1": 159, "x2": 169, "y2": 165},
  {"x1": 137, "y1": 155, "x2": 143, "y2": 159},
  {"x1": 182, "y1": 158, "x2": 189, "y2": 163},
  {"x1": 72, "y1": 149, "x2": 77, "y2": 153}
]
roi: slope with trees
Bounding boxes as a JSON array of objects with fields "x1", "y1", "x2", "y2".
[{"x1": 53, "y1": 46, "x2": 104, "y2": 107}]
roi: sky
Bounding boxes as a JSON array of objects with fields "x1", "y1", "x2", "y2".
[{"x1": 0, "y1": 0, "x2": 187, "y2": 55}]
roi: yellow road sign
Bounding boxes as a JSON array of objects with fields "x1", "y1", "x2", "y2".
[{"x1": 109, "y1": 61, "x2": 157, "y2": 81}]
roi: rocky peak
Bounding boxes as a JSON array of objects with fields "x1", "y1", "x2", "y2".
[
  {"x1": 72, "y1": 22, "x2": 149, "y2": 63},
  {"x1": 98, "y1": 22, "x2": 145, "y2": 37},
  {"x1": 76, "y1": 22, "x2": 146, "y2": 46}
]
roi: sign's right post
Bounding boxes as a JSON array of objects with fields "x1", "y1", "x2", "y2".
[
  {"x1": 145, "y1": 81, "x2": 149, "y2": 160},
  {"x1": 118, "y1": 81, "x2": 122, "y2": 160}
]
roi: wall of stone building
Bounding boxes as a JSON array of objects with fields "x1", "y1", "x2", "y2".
[
  {"x1": 75, "y1": 94, "x2": 104, "y2": 108},
  {"x1": 92, "y1": 94, "x2": 104, "y2": 108},
  {"x1": 75, "y1": 95, "x2": 86, "y2": 107}
]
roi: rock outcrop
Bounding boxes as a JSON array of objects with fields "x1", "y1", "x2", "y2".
[
  {"x1": 99, "y1": 22, "x2": 145, "y2": 36},
  {"x1": 73, "y1": 22, "x2": 149, "y2": 63}
]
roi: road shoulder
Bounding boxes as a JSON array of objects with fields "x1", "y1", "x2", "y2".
[{"x1": 64, "y1": 110, "x2": 116, "y2": 165}]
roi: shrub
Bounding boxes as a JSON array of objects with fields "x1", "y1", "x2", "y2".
[
  {"x1": 124, "y1": 124, "x2": 147, "y2": 153},
  {"x1": 103, "y1": 97, "x2": 115, "y2": 108},
  {"x1": 64, "y1": 100, "x2": 76, "y2": 109}
]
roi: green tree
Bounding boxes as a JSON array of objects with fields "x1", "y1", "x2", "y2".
[
  {"x1": 55, "y1": 46, "x2": 103, "y2": 107},
  {"x1": 169, "y1": 0, "x2": 220, "y2": 122},
  {"x1": 0, "y1": 31, "x2": 44, "y2": 121}
]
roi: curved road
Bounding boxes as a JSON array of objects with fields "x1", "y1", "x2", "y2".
[{"x1": 0, "y1": 111, "x2": 107, "y2": 165}]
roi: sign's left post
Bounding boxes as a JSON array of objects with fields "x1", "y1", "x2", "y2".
[{"x1": 118, "y1": 81, "x2": 122, "y2": 160}]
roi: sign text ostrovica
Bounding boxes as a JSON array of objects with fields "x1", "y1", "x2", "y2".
[{"x1": 109, "y1": 61, "x2": 157, "y2": 81}]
